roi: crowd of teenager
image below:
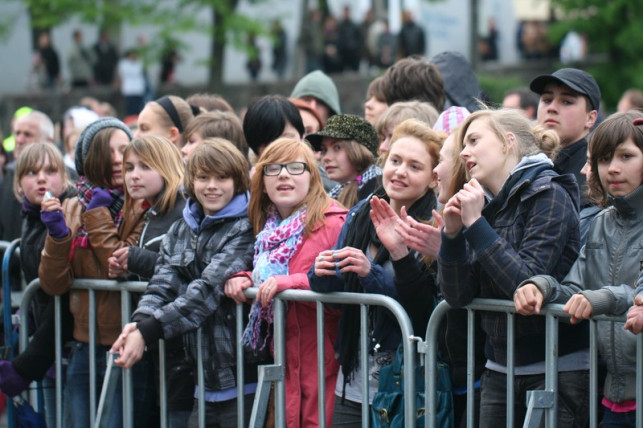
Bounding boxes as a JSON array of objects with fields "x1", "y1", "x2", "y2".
[{"x1": 0, "y1": 48, "x2": 641, "y2": 428}]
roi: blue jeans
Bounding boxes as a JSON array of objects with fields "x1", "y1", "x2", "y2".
[
  {"x1": 187, "y1": 393, "x2": 254, "y2": 428},
  {"x1": 601, "y1": 407, "x2": 637, "y2": 428},
  {"x1": 65, "y1": 341, "x2": 155, "y2": 428},
  {"x1": 479, "y1": 369, "x2": 589, "y2": 428}
]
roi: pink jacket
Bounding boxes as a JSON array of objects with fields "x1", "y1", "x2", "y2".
[{"x1": 274, "y1": 201, "x2": 346, "y2": 427}]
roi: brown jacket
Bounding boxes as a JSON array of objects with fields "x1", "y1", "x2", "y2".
[{"x1": 39, "y1": 197, "x2": 145, "y2": 345}]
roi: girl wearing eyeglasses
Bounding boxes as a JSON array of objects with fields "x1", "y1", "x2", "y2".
[{"x1": 225, "y1": 138, "x2": 347, "y2": 427}]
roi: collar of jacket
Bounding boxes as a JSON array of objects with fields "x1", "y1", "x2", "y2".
[{"x1": 610, "y1": 185, "x2": 643, "y2": 219}]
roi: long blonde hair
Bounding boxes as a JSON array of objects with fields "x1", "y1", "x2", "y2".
[
  {"x1": 249, "y1": 138, "x2": 333, "y2": 236},
  {"x1": 456, "y1": 108, "x2": 560, "y2": 166},
  {"x1": 123, "y1": 136, "x2": 185, "y2": 215}
]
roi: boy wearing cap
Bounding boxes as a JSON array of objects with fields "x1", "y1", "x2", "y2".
[
  {"x1": 290, "y1": 70, "x2": 341, "y2": 125},
  {"x1": 530, "y1": 67, "x2": 601, "y2": 207}
]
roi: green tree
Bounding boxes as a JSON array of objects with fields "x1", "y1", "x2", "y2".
[{"x1": 550, "y1": 0, "x2": 643, "y2": 109}]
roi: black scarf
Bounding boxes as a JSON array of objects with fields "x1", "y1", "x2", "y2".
[{"x1": 338, "y1": 186, "x2": 437, "y2": 393}]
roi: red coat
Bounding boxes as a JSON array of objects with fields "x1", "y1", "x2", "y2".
[{"x1": 273, "y1": 201, "x2": 346, "y2": 427}]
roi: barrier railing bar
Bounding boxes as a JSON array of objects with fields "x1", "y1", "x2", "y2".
[
  {"x1": 158, "y1": 339, "x2": 168, "y2": 428},
  {"x1": 236, "y1": 303, "x2": 245, "y2": 428},
  {"x1": 196, "y1": 327, "x2": 205, "y2": 428},
  {"x1": 316, "y1": 300, "x2": 326, "y2": 428},
  {"x1": 121, "y1": 289, "x2": 133, "y2": 428},
  {"x1": 466, "y1": 308, "x2": 475, "y2": 428},
  {"x1": 360, "y1": 304, "x2": 369, "y2": 428},
  {"x1": 89, "y1": 288, "x2": 96, "y2": 428},
  {"x1": 54, "y1": 294, "x2": 63, "y2": 428},
  {"x1": 274, "y1": 298, "x2": 286, "y2": 428},
  {"x1": 637, "y1": 333, "x2": 642, "y2": 428},
  {"x1": 2, "y1": 239, "x2": 18, "y2": 428},
  {"x1": 545, "y1": 314, "x2": 558, "y2": 428}
]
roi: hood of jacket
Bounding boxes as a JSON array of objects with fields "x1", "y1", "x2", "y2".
[
  {"x1": 483, "y1": 153, "x2": 579, "y2": 221},
  {"x1": 431, "y1": 51, "x2": 482, "y2": 113},
  {"x1": 183, "y1": 191, "x2": 249, "y2": 233}
]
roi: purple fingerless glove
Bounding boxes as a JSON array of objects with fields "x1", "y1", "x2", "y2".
[
  {"x1": 87, "y1": 188, "x2": 113, "y2": 210},
  {"x1": 0, "y1": 360, "x2": 29, "y2": 397},
  {"x1": 40, "y1": 209, "x2": 70, "y2": 239}
]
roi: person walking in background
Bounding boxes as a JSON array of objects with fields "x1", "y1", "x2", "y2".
[
  {"x1": 67, "y1": 30, "x2": 95, "y2": 88},
  {"x1": 376, "y1": 20, "x2": 397, "y2": 69},
  {"x1": 398, "y1": 10, "x2": 426, "y2": 58},
  {"x1": 37, "y1": 32, "x2": 61, "y2": 89},
  {"x1": 299, "y1": 8, "x2": 324, "y2": 74},
  {"x1": 321, "y1": 15, "x2": 342, "y2": 75},
  {"x1": 116, "y1": 49, "x2": 146, "y2": 117},
  {"x1": 337, "y1": 6, "x2": 362, "y2": 72},
  {"x1": 246, "y1": 32, "x2": 262, "y2": 82},
  {"x1": 160, "y1": 41, "x2": 181, "y2": 85},
  {"x1": 271, "y1": 20, "x2": 288, "y2": 79},
  {"x1": 93, "y1": 31, "x2": 119, "y2": 86}
]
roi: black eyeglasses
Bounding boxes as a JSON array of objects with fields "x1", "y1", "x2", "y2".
[{"x1": 263, "y1": 162, "x2": 309, "y2": 176}]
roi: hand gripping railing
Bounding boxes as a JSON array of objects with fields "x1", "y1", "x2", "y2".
[
  {"x1": 242, "y1": 288, "x2": 418, "y2": 428},
  {"x1": 424, "y1": 298, "x2": 643, "y2": 428}
]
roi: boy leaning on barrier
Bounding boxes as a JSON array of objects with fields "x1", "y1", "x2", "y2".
[
  {"x1": 515, "y1": 112, "x2": 643, "y2": 427},
  {"x1": 110, "y1": 139, "x2": 257, "y2": 426}
]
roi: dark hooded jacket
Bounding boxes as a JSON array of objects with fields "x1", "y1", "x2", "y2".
[{"x1": 438, "y1": 155, "x2": 587, "y2": 366}]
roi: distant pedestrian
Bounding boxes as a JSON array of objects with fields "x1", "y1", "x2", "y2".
[
  {"x1": 299, "y1": 9, "x2": 324, "y2": 73},
  {"x1": 376, "y1": 20, "x2": 397, "y2": 68},
  {"x1": 93, "y1": 31, "x2": 119, "y2": 85},
  {"x1": 160, "y1": 42, "x2": 180, "y2": 85},
  {"x1": 398, "y1": 10, "x2": 426, "y2": 58},
  {"x1": 337, "y1": 6, "x2": 362, "y2": 72},
  {"x1": 37, "y1": 32, "x2": 60, "y2": 89},
  {"x1": 322, "y1": 15, "x2": 342, "y2": 74},
  {"x1": 116, "y1": 49, "x2": 146, "y2": 116},
  {"x1": 246, "y1": 32, "x2": 262, "y2": 82},
  {"x1": 67, "y1": 30, "x2": 95, "y2": 88},
  {"x1": 271, "y1": 20, "x2": 288, "y2": 79}
]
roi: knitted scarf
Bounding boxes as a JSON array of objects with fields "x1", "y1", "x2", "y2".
[
  {"x1": 338, "y1": 186, "x2": 436, "y2": 392},
  {"x1": 242, "y1": 205, "x2": 307, "y2": 353},
  {"x1": 328, "y1": 164, "x2": 382, "y2": 200},
  {"x1": 72, "y1": 176, "x2": 124, "y2": 250}
]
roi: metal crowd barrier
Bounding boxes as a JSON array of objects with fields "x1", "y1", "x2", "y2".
[
  {"x1": 12, "y1": 276, "x2": 643, "y2": 428},
  {"x1": 424, "y1": 298, "x2": 643, "y2": 428},
  {"x1": 15, "y1": 278, "x2": 418, "y2": 428}
]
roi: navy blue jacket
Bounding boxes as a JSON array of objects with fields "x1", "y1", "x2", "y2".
[{"x1": 438, "y1": 156, "x2": 586, "y2": 365}]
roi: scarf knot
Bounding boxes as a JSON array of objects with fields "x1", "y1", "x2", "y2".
[{"x1": 242, "y1": 206, "x2": 307, "y2": 353}]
